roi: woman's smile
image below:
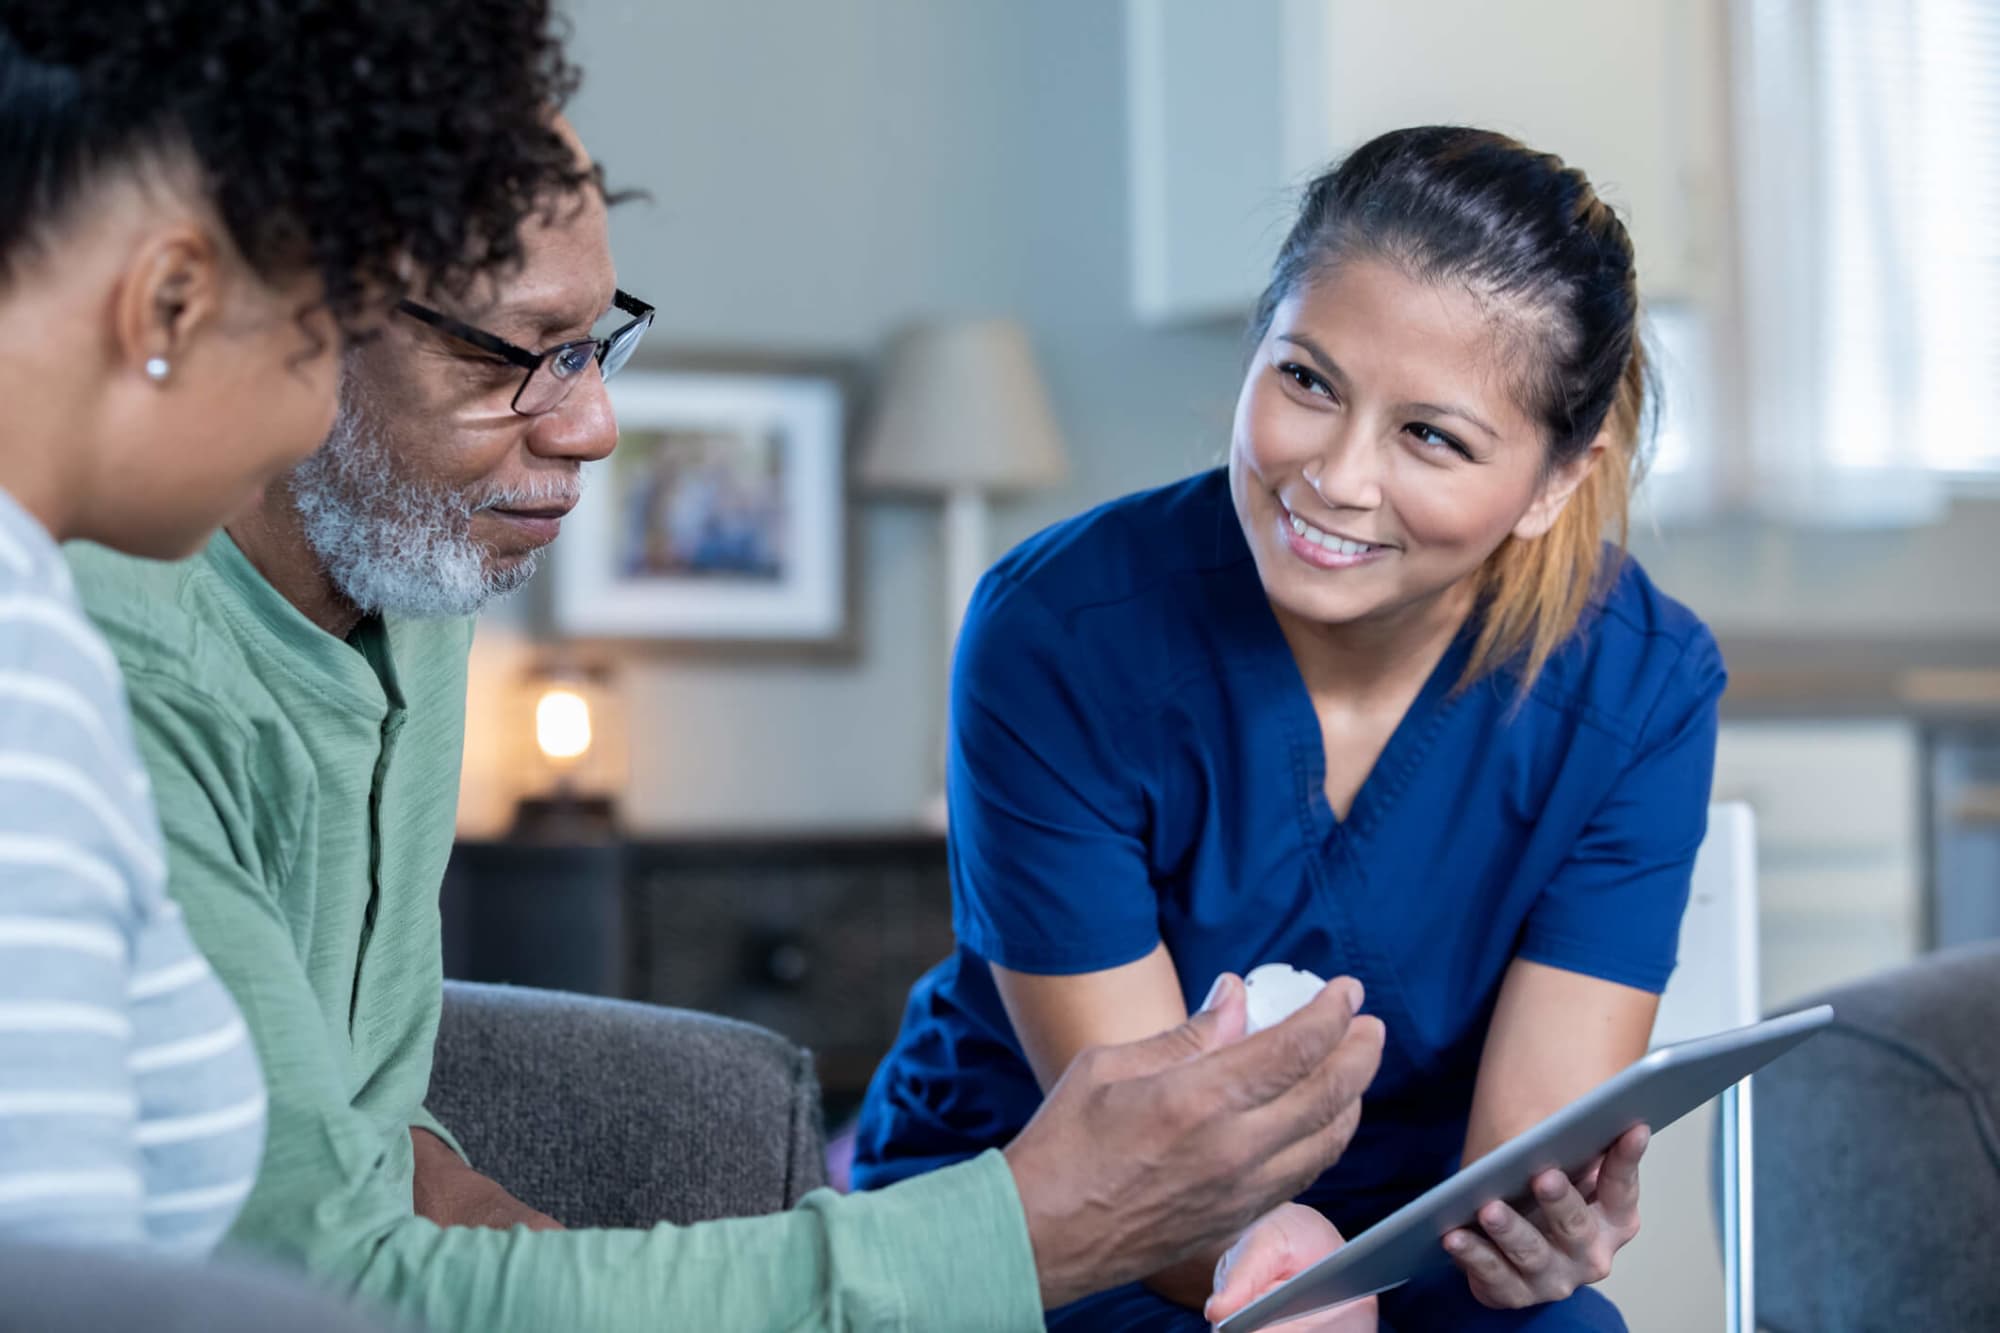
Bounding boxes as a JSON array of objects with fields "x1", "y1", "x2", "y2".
[{"x1": 1277, "y1": 502, "x2": 1395, "y2": 571}]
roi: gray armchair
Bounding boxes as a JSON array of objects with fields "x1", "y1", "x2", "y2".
[
  {"x1": 1753, "y1": 941, "x2": 2000, "y2": 1332},
  {"x1": 427, "y1": 980, "x2": 830, "y2": 1226},
  {"x1": 1, "y1": 983, "x2": 829, "y2": 1329}
]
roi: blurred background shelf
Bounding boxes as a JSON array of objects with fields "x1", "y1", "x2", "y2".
[{"x1": 443, "y1": 831, "x2": 951, "y2": 1120}]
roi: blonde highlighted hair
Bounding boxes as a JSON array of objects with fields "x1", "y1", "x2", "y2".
[{"x1": 1465, "y1": 344, "x2": 1648, "y2": 693}]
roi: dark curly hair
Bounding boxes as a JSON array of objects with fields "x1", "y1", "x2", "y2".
[{"x1": 0, "y1": 0, "x2": 599, "y2": 325}]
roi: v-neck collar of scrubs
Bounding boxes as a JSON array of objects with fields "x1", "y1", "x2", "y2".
[
  {"x1": 1211, "y1": 500, "x2": 1476, "y2": 845},
  {"x1": 1284, "y1": 619, "x2": 1473, "y2": 843}
]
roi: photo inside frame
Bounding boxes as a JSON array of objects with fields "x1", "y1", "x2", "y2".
[
  {"x1": 557, "y1": 367, "x2": 845, "y2": 644},
  {"x1": 611, "y1": 424, "x2": 790, "y2": 583}
]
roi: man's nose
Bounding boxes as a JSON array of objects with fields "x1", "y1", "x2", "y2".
[{"x1": 528, "y1": 363, "x2": 618, "y2": 463}]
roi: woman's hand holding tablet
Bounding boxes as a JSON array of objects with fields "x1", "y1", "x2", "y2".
[
  {"x1": 1210, "y1": 1005, "x2": 1834, "y2": 1332},
  {"x1": 1208, "y1": 1121, "x2": 1646, "y2": 1329},
  {"x1": 1438, "y1": 1122, "x2": 1647, "y2": 1309}
]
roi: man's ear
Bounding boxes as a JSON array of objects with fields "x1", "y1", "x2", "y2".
[
  {"x1": 1513, "y1": 436, "x2": 1606, "y2": 541},
  {"x1": 113, "y1": 223, "x2": 224, "y2": 383}
]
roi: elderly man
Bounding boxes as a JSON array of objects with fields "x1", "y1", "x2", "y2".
[{"x1": 68, "y1": 128, "x2": 1384, "y2": 1333}]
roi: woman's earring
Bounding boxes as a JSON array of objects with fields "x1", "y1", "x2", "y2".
[{"x1": 144, "y1": 357, "x2": 171, "y2": 383}]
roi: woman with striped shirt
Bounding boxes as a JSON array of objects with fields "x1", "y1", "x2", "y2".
[{"x1": 0, "y1": 0, "x2": 601, "y2": 1251}]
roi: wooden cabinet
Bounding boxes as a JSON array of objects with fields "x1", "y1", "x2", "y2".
[
  {"x1": 444, "y1": 832, "x2": 955, "y2": 1117},
  {"x1": 622, "y1": 833, "x2": 954, "y2": 1113},
  {"x1": 1126, "y1": 0, "x2": 1726, "y2": 322}
]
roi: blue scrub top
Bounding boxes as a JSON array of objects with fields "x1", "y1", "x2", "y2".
[{"x1": 853, "y1": 469, "x2": 1725, "y2": 1236}]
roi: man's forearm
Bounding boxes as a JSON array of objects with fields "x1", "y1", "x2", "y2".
[{"x1": 349, "y1": 1149, "x2": 1044, "y2": 1333}]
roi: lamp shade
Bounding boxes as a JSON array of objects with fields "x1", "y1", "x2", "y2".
[{"x1": 858, "y1": 318, "x2": 1069, "y2": 496}]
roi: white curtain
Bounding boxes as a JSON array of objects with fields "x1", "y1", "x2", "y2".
[{"x1": 1723, "y1": 0, "x2": 1999, "y2": 526}]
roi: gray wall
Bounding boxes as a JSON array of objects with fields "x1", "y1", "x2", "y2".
[
  {"x1": 489, "y1": 0, "x2": 1238, "y2": 832},
  {"x1": 457, "y1": 0, "x2": 2000, "y2": 835}
]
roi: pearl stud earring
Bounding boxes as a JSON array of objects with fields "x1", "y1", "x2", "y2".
[{"x1": 144, "y1": 357, "x2": 171, "y2": 382}]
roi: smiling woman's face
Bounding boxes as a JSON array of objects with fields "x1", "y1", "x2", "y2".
[{"x1": 1231, "y1": 256, "x2": 1580, "y2": 635}]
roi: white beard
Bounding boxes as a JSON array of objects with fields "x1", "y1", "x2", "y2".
[{"x1": 289, "y1": 394, "x2": 578, "y2": 619}]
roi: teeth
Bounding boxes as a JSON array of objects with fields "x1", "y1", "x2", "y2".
[{"x1": 1289, "y1": 512, "x2": 1377, "y2": 557}]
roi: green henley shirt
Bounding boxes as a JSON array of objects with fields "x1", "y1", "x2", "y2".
[{"x1": 68, "y1": 532, "x2": 1042, "y2": 1333}]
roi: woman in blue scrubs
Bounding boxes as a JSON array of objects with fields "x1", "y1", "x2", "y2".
[{"x1": 853, "y1": 127, "x2": 1725, "y2": 1332}]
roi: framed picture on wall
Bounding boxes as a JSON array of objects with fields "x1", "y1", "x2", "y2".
[{"x1": 553, "y1": 361, "x2": 852, "y2": 650}]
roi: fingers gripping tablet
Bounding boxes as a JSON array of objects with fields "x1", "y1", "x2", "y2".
[{"x1": 1216, "y1": 1005, "x2": 1835, "y2": 1333}]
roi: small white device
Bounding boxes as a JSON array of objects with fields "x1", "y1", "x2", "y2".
[
  {"x1": 1216, "y1": 1004, "x2": 1835, "y2": 1333},
  {"x1": 1241, "y1": 963, "x2": 1328, "y2": 1034}
]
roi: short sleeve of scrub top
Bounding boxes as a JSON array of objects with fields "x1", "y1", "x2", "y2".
[
  {"x1": 947, "y1": 569, "x2": 1165, "y2": 977},
  {"x1": 1515, "y1": 626, "x2": 1728, "y2": 990}
]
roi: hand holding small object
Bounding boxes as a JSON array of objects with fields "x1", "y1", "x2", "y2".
[{"x1": 1004, "y1": 971, "x2": 1383, "y2": 1309}]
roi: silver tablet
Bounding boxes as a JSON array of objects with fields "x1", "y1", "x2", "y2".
[{"x1": 1217, "y1": 1004, "x2": 1834, "y2": 1333}]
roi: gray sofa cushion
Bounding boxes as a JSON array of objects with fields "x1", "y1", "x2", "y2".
[
  {"x1": 428, "y1": 981, "x2": 829, "y2": 1230},
  {"x1": 0, "y1": 1243, "x2": 394, "y2": 1333},
  {"x1": 0, "y1": 983, "x2": 827, "y2": 1331},
  {"x1": 1754, "y1": 941, "x2": 2000, "y2": 1333}
]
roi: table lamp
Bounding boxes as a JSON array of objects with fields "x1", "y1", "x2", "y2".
[
  {"x1": 510, "y1": 663, "x2": 623, "y2": 841},
  {"x1": 860, "y1": 318, "x2": 1069, "y2": 646},
  {"x1": 858, "y1": 319, "x2": 1070, "y2": 825}
]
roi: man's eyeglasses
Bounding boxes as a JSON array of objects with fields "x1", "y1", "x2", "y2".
[{"x1": 395, "y1": 289, "x2": 656, "y2": 416}]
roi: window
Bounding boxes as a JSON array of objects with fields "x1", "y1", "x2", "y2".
[
  {"x1": 1719, "y1": 0, "x2": 2000, "y2": 524},
  {"x1": 1816, "y1": 0, "x2": 1999, "y2": 476}
]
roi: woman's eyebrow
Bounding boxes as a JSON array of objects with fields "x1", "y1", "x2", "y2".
[
  {"x1": 1275, "y1": 333, "x2": 1344, "y2": 383},
  {"x1": 1406, "y1": 399, "x2": 1501, "y2": 440}
]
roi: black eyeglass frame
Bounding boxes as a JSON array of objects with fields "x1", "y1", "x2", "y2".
[{"x1": 395, "y1": 288, "x2": 656, "y2": 415}]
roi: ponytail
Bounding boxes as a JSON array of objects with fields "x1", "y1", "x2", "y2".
[{"x1": 1465, "y1": 340, "x2": 1647, "y2": 694}]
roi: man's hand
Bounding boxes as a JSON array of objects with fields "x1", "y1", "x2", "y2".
[
  {"x1": 1004, "y1": 973, "x2": 1385, "y2": 1310},
  {"x1": 410, "y1": 1128, "x2": 564, "y2": 1232}
]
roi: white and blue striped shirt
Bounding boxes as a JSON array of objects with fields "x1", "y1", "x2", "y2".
[{"x1": 0, "y1": 487, "x2": 264, "y2": 1254}]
